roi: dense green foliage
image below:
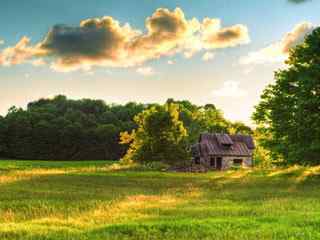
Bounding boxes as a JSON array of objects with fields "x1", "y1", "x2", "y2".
[
  {"x1": 120, "y1": 103, "x2": 189, "y2": 165},
  {"x1": 163, "y1": 99, "x2": 253, "y2": 145},
  {"x1": 1, "y1": 160, "x2": 320, "y2": 239},
  {"x1": 0, "y1": 95, "x2": 146, "y2": 160},
  {"x1": 0, "y1": 96, "x2": 251, "y2": 161},
  {"x1": 120, "y1": 100, "x2": 253, "y2": 165},
  {"x1": 253, "y1": 27, "x2": 320, "y2": 165}
]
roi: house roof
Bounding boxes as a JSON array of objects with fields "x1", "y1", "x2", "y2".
[
  {"x1": 197, "y1": 133, "x2": 255, "y2": 157},
  {"x1": 216, "y1": 133, "x2": 233, "y2": 145}
]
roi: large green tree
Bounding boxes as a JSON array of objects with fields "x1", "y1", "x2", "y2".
[
  {"x1": 0, "y1": 116, "x2": 7, "y2": 157},
  {"x1": 253, "y1": 27, "x2": 320, "y2": 165},
  {"x1": 120, "y1": 103, "x2": 189, "y2": 166}
]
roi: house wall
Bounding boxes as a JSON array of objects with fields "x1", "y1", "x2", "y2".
[
  {"x1": 221, "y1": 156, "x2": 252, "y2": 170},
  {"x1": 198, "y1": 154, "x2": 253, "y2": 170},
  {"x1": 200, "y1": 156, "x2": 210, "y2": 168}
]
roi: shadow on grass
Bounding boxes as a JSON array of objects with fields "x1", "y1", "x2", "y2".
[
  {"x1": 2, "y1": 218, "x2": 320, "y2": 240},
  {"x1": 1, "y1": 166, "x2": 320, "y2": 240},
  {"x1": 0, "y1": 171, "x2": 204, "y2": 223}
]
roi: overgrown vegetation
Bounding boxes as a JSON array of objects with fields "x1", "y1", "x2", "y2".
[
  {"x1": 1, "y1": 160, "x2": 320, "y2": 240},
  {"x1": 120, "y1": 103, "x2": 189, "y2": 166},
  {"x1": 0, "y1": 96, "x2": 252, "y2": 162},
  {"x1": 253, "y1": 27, "x2": 320, "y2": 165}
]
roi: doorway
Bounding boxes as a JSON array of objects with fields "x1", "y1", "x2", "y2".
[
  {"x1": 210, "y1": 157, "x2": 222, "y2": 170},
  {"x1": 210, "y1": 157, "x2": 215, "y2": 168},
  {"x1": 216, "y1": 157, "x2": 222, "y2": 170}
]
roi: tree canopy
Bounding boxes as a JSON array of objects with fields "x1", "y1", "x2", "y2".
[
  {"x1": 120, "y1": 103, "x2": 189, "y2": 165},
  {"x1": 121, "y1": 100, "x2": 253, "y2": 165},
  {"x1": 0, "y1": 96, "x2": 252, "y2": 161},
  {"x1": 0, "y1": 96, "x2": 146, "y2": 160},
  {"x1": 253, "y1": 27, "x2": 320, "y2": 165}
]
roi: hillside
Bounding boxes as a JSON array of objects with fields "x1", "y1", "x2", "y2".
[{"x1": 0, "y1": 161, "x2": 320, "y2": 240}]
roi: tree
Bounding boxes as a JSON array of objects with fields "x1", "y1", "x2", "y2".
[
  {"x1": 186, "y1": 106, "x2": 230, "y2": 144},
  {"x1": 120, "y1": 103, "x2": 189, "y2": 166},
  {"x1": 0, "y1": 116, "x2": 7, "y2": 157},
  {"x1": 1, "y1": 96, "x2": 148, "y2": 160},
  {"x1": 253, "y1": 27, "x2": 320, "y2": 165},
  {"x1": 229, "y1": 121, "x2": 253, "y2": 135}
]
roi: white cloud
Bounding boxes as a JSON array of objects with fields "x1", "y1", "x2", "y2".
[
  {"x1": 201, "y1": 19, "x2": 250, "y2": 49},
  {"x1": 0, "y1": 8, "x2": 251, "y2": 72},
  {"x1": 31, "y1": 58, "x2": 46, "y2": 66},
  {"x1": 212, "y1": 81, "x2": 247, "y2": 97},
  {"x1": 0, "y1": 39, "x2": 4, "y2": 45},
  {"x1": 136, "y1": 66, "x2": 155, "y2": 76},
  {"x1": 240, "y1": 22, "x2": 314, "y2": 65},
  {"x1": 202, "y1": 52, "x2": 215, "y2": 61}
]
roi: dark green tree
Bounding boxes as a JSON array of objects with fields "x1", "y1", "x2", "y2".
[
  {"x1": 1, "y1": 96, "x2": 147, "y2": 160},
  {"x1": 0, "y1": 116, "x2": 7, "y2": 157},
  {"x1": 253, "y1": 27, "x2": 320, "y2": 165}
]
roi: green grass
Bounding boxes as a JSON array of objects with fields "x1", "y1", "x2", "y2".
[{"x1": 1, "y1": 160, "x2": 320, "y2": 239}]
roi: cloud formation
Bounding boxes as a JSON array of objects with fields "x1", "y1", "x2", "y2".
[
  {"x1": 240, "y1": 22, "x2": 314, "y2": 65},
  {"x1": 0, "y1": 37, "x2": 45, "y2": 66},
  {"x1": 0, "y1": 8, "x2": 250, "y2": 72},
  {"x1": 202, "y1": 19, "x2": 250, "y2": 49},
  {"x1": 31, "y1": 58, "x2": 46, "y2": 66}
]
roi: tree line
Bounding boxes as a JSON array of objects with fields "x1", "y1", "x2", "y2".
[
  {"x1": 0, "y1": 96, "x2": 252, "y2": 161},
  {"x1": 253, "y1": 27, "x2": 320, "y2": 166}
]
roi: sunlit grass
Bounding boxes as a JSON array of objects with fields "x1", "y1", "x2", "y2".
[
  {"x1": 296, "y1": 165, "x2": 320, "y2": 182},
  {"x1": 0, "y1": 160, "x2": 320, "y2": 239}
]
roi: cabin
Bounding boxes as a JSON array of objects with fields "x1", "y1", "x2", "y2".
[{"x1": 191, "y1": 133, "x2": 255, "y2": 170}]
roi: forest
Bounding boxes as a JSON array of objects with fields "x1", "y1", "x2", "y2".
[{"x1": 0, "y1": 96, "x2": 251, "y2": 161}]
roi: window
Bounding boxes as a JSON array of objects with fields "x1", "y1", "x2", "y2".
[
  {"x1": 210, "y1": 157, "x2": 215, "y2": 167},
  {"x1": 222, "y1": 143, "x2": 232, "y2": 149},
  {"x1": 210, "y1": 157, "x2": 222, "y2": 169},
  {"x1": 233, "y1": 159, "x2": 243, "y2": 166}
]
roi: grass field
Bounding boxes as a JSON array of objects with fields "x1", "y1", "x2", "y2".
[{"x1": 0, "y1": 160, "x2": 320, "y2": 240}]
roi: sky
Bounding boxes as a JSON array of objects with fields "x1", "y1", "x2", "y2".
[{"x1": 0, "y1": 0, "x2": 319, "y2": 125}]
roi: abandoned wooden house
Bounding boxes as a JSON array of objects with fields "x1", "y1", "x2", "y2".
[{"x1": 191, "y1": 133, "x2": 255, "y2": 170}]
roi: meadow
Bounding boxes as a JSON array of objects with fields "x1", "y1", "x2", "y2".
[{"x1": 0, "y1": 160, "x2": 320, "y2": 240}]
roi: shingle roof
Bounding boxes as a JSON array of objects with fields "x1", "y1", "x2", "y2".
[
  {"x1": 198, "y1": 133, "x2": 254, "y2": 157},
  {"x1": 216, "y1": 133, "x2": 233, "y2": 145},
  {"x1": 230, "y1": 134, "x2": 255, "y2": 150}
]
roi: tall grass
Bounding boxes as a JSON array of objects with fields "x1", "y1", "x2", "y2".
[{"x1": 0, "y1": 160, "x2": 320, "y2": 239}]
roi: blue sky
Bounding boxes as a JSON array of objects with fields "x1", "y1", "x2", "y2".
[{"x1": 0, "y1": 0, "x2": 319, "y2": 124}]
